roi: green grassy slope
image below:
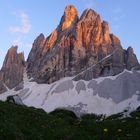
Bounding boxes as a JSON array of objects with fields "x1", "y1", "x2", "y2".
[{"x1": 0, "y1": 101, "x2": 140, "y2": 140}]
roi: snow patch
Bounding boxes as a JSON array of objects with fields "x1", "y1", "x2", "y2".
[{"x1": 0, "y1": 69, "x2": 140, "y2": 116}]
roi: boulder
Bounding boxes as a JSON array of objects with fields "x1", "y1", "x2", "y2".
[{"x1": 6, "y1": 95, "x2": 24, "y2": 105}]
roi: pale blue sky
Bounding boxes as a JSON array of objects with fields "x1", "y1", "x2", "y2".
[{"x1": 0, "y1": 0, "x2": 140, "y2": 68}]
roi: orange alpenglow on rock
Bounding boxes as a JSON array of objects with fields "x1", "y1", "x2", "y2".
[
  {"x1": 43, "y1": 30, "x2": 58, "y2": 53},
  {"x1": 26, "y1": 5, "x2": 140, "y2": 84},
  {"x1": 62, "y1": 5, "x2": 78, "y2": 31}
]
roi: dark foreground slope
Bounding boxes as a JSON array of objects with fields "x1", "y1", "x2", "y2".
[{"x1": 0, "y1": 101, "x2": 140, "y2": 140}]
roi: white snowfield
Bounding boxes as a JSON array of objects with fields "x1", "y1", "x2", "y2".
[{"x1": 0, "y1": 69, "x2": 140, "y2": 116}]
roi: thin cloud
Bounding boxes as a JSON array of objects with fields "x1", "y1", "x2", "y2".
[{"x1": 9, "y1": 12, "x2": 31, "y2": 33}]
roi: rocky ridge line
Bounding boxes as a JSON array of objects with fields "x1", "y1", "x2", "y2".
[
  {"x1": 27, "y1": 5, "x2": 139, "y2": 84},
  {"x1": 0, "y1": 46, "x2": 25, "y2": 94}
]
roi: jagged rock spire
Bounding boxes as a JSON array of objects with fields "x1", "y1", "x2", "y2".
[
  {"x1": 61, "y1": 5, "x2": 78, "y2": 31},
  {"x1": 24, "y1": 5, "x2": 139, "y2": 84},
  {"x1": 0, "y1": 46, "x2": 25, "y2": 93}
]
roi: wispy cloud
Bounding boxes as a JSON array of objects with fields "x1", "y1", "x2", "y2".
[{"x1": 9, "y1": 12, "x2": 31, "y2": 33}]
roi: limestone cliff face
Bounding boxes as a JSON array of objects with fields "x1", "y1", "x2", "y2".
[
  {"x1": 126, "y1": 47, "x2": 139, "y2": 70},
  {"x1": 61, "y1": 5, "x2": 78, "y2": 31},
  {"x1": 27, "y1": 33, "x2": 46, "y2": 77},
  {"x1": 27, "y1": 5, "x2": 139, "y2": 84},
  {"x1": 0, "y1": 46, "x2": 25, "y2": 93}
]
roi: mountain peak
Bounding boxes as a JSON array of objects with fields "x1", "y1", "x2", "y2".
[
  {"x1": 33, "y1": 33, "x2": 45, "y2": 48},
  {"x1": 8, "y1": 45, "x2": 18, "y2": 53},
  {"x1": 2, "y1": 46, "x2": 25, "y2": 70},
  {"x1": 2, "y1": 46, "x2": 18, "y2": 68},
  {"x1": 26, "y1": 5, "x2": 139, "y2": 84},
  {"x1": 61, "y1": 5, "x2": 78, "y2": 31},
  {"x1": 64, "y1": 5, "x2": 78, "y2": 17},
  {"x1": 80, "y1": 8, "x2": 98, "y2": 20},
  {"x1": 0, "y1": 46, "x2": 25, "y2": 92}
]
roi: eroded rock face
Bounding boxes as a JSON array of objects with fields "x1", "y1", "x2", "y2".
[
  {"x1": 126, "y1": 47, "x2": 139, "y2": 70},
  {"x1": 62, "y1": 5, "x2": 78, "y2": 31},
  {"x1": 0, "y1": 46, "x2": 25, "y2": 93},
  {"x1": 0, "y1": 81, "x2": 7, "y2": 94},
  {"x1": 27, "y1": 33, "x2": 46, "y2": 77},
  {"x1": 27, "y1": 5, "x2": 139, "y2": 84}
]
